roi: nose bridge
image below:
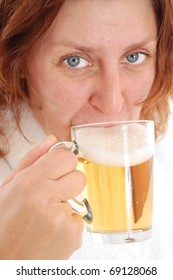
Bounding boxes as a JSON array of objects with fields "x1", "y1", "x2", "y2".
[
  {"x1": 90, "y1": 65, "x2": 124, "y2": 114},
  {"x1": 103, "y1": 68, "x2": 121, "y2": 103}
]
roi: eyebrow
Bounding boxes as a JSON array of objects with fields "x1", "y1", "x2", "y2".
[
  {"x1": 51, "y1": 37, "x2": 157, "y2": 53},
  {"x1": 51, "y1": 40, "x2": 98, "y2": 52},
  {"x1": 123, "y1": 38, "x2": 157, "y2": 53}
]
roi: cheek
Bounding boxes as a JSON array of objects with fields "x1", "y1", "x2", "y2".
[
  {"x1": 43, "y1": 77, "x2": 89, "y2": 115},
  {"x1": 124, "y1": 70, "x2": 155, "y2": 105}
]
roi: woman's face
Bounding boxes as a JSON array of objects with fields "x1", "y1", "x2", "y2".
[{"x1": 26, "y1": 0, "x2": 157, "y2": 141}]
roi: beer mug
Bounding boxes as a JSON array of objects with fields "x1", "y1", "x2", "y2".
[{"x1": 50, "y1": 120, "x2": 155, "y2": 244}]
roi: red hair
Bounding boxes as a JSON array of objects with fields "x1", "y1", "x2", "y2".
[{"x1": 0, "y1": 0, "x2": 173, "y2": 156}]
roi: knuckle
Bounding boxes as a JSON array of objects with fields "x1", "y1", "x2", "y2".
[
  {"x1": 48, "y1": 203, "x2": 70, "y2": 227},
  {"x1": 13, "y1": 169, "x2": 28, "y2": 189},
  {"x1": 54, "y1": 149, "x2": 78, "y2": 168},
  {"x1": 14, "y1": 169, "x2": 37, "y2": 189},
  {"x1": 13, "y1": 168, "x2": 42, "y2": 202},
  {"x1": 74, "y1": 170, "x2": 86, "y2": 187}
]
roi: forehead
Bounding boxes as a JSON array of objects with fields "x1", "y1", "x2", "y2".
[{"x1": 41, "y1": 0, "x2": 157, "y2": 51}]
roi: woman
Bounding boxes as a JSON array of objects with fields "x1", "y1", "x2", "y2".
[{"x1": 0, "y1": 0, "x2": 173, "y2": 259}]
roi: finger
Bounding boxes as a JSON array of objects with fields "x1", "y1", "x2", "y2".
[
  {"x1": 67, "y1": 213, "x2": 84, "y2": 249},
  {"x1": 12, "y1": 165, "x2": 86, "y2": 204},
  {"x1": 2, "y1": 135, "x2": 57, "y2": 186},
  {"x1": 52, "y1": 170, "x2": 86, "y2": 201},
  {"x1": 52, "y1": 203, "x2": 84, "y2": 236},
  {"x1": 50, "y1": 201, "x2": 74, "y2": 217},
  {"x1": 29, "y1": 169, "x2": 86, "y2": 203},
  {"x1": 31, "y1": 148, "x2": 78, "y2": 180},
  {"x1": 48, "y1": 203, "x2": 84, "y2": 255}
]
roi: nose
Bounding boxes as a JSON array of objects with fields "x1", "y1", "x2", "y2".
[{"x1": 89, "y1": 68, "x2": 124, "y2": 115}]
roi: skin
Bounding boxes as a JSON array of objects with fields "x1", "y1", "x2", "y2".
[
  {"x1": 26, "y1": 0, "x2": 157, "y2": 142},
  {"x1": 0, "y1": 0, "x2": 157, "y2": 259},
  {"x1": 0, "y1": 136, "x2": 86, "y2": 259}
]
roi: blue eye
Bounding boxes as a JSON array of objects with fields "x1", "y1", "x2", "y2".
[
  {"x1": 125, "y1": 52, "x2": 146, "y2": 64},
  {"x1": 64, "y1": 56, "x2": 89, "y2": 68},
  {"x1": 66, "y1": 56, "x2": 80, "y2": 67}
]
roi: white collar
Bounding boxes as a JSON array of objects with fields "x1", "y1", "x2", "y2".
[{"x1": 4, "y1": 102, "x2": 47, "y2": 169}]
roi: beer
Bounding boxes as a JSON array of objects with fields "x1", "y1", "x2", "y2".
[
  {"x1": 72, "y1": 121, "x2": 154, "y2": 242},
  {"x1": 78, "y1": 156, "x2": 153, "y2": 233}
]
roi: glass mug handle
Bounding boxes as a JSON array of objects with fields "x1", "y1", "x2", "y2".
[{"x1": 49, "y1": 141, "x2": 93, "y2": 224}]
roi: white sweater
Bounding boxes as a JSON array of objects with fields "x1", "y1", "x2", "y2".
[{"x1": 0, "y1": 104, "x2": 173, "y2": 260}]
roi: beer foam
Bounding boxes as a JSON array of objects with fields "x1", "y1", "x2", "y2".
[{"x1": 75, "y1": 123, "x2": 154, "y2": 166}]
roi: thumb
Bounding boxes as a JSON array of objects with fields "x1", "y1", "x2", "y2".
[{"x1": 2, "y1": 134, "x2": 57, "y2": 186}]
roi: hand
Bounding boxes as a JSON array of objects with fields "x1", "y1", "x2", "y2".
[{"x1": 0, "y1": 135, "x2": 86, "y2": 259}]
